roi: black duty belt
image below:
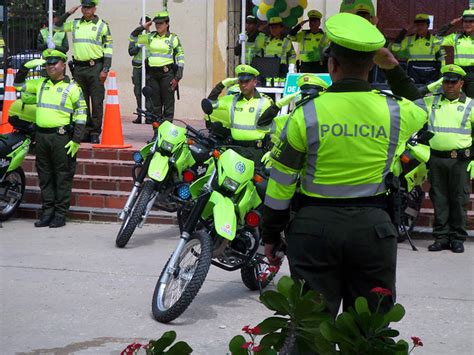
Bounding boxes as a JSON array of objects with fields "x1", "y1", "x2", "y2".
[
  {"x1": 36, "y1": 126, "x2": 70, "y2": 135},
  {"x1": 431, "y1": 148, "x2": 471, "y2": 159},
  {"x1": 147, "y1": 64, "x2": 173, "y2": 73},
  {"x1": 74, "y1": 57, "x2": 104, "y2": 67},
  {"x1": 297, "y1": 193, "x2": 388, "y2": 209},
  {"x1": 233, "y1": 139, "x2": 265, "y2": 149}
]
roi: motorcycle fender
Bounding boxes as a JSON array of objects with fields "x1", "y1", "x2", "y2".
[
  {"x1": 236, "y1": 182, "x2": 262, "y2": 224},
  {"x1": 175, "y1": 144, "x2": 195, "y2": 176},
  {"x1": 7, "y1": 138, "x2": 31, "y2": 171},
  {"x1": 209, "y1": 191, "x2": 237, "y2": 241},
  {"x1": 148, "y1": 152, "x2": 169, "y2": 182},
  {"x1": 139, "y1": 142, "x2": 154, "y2": 159}
]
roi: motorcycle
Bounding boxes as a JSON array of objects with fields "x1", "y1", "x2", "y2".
[
  {"x1": 151, "y1": 130, "x2": 275, "y2": 323},
  {"x1": 116, "y1": 91, "x2": 212, "y2": 248},
  {"x1": 0, "y1": 100, "x2": 35, "y2": 221}
]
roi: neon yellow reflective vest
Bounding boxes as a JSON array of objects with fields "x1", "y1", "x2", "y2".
[
  {"x1": 264, "y1": 90, "x2": 427, "y2": 210},
  {"x1": 60, "y1": 17, "x2": 113, "y2": 61},
  {"x1": 289, "y1": 30, "x2": 328, "y2": 63},
  {"x1": 40, "y1": 28, "x2": 67, "y2": 51},
  {"x1": 138, "y1": 31, "x2": 184, "y2": 68},
  {"x1": 8, "y1": 99, "x2": 37, "y2": 123},
  {"x1": 258, "y1": 35, "x2": 296, "y2": 65},
  {"x1": 441, "y1": 33, "x2": 474, "y2": 67},
  {"x1": 416, "y1": 93, "x2": 473, "y2": 151},
  {"x1": 392, "y1": 34, "x2": 444, "y2": 62},
  {"x1": 129, "y1": 34, "x2": 145, "y2": 68},
  {"x1": 211, "y1": 91, "x2": 273, "y2": 141},
  {"x1": 243, "y1": 32, "x2": 266, "y2": 64},
  {"x1": 14, "y1": 77, "x2": 87, "y2": 128}
]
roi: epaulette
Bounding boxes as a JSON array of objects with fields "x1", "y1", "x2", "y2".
[
  {"x1": 377, "y1": 90, "x2": 403, "y2": 101},
  {"x1": 294, "y1": 91, "x2": 321, "y2": 109},
  {"x1": 261, "y1": 93, "x2": 273, "y2": 101}
]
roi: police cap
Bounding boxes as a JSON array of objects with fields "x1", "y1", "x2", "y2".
[
  {"x1": 153, "y1": 11, "x2": 170, "y2": 23},
  {"x1": 441, "y1": 64, "x2": 466, "y2": 81},
  {"x1": 235, "y1": 64, "x2": 260, "y2": 81},
  {"x1": 296, "y1": 74, "x2": 329, "y2": 89},
  {"x1": 268, "y1": 17, "x2": 283, "y2": 25},
  {"x1": 81, "y1": 0, "x2": 98, "y2": 8},
  {"x1": 246, "y1": 15, "x2": 258, "y2": 24},
  {"x1": 340, "y1": 0, "x2": 375, "y2": 17},
  {"x1": 308, "y1": 10, "x2": 322, "y2": 20},
  {"x1": 463, "y1": 9, "x2": 474, "y2": 21},
  {"x1": 325, "y1": 13, "x2": 385, "y2": 52},
  {"x1": 43, "y1": 49, "x2": 68, "y2": 64},
  {"x1": 414, "y1": 13, "x2": 430, "y2": 23}
]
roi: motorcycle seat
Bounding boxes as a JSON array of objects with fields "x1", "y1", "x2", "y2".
[{"x1": 0, "y1": 132, "x2": 26, "y2": 158}]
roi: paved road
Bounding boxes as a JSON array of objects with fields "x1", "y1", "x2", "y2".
[{"x1": 1, "y1": 220, "x2": 473, "y2": 354}]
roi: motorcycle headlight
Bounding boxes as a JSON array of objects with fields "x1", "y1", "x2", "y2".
[
  {"x1": 160, "y1": 140, "x2": 174, "y2": 153},
  {"x1": 132, "y1": 151, "x2": 143, "y2": 164},
  {"x1": 222, "y1": 177, "x2": 240, "y2": 193}
]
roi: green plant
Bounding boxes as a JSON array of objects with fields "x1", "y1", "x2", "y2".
[{"x1": 121, "y1": 330, "x2": 192, "y2": 355}]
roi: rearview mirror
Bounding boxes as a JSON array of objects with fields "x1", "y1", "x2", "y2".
[
  {"x1": 142, "y1": 86, "x2": 154, "y2": 99},
  {"x1": 201, "y1": 99, "x2": 214, "y2": 115}
]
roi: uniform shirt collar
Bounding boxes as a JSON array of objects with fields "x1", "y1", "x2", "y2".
[
  {"x1": 442, "y1": 92, "x2": 467, "y2": 103},
  {"x1": 415, "y1": 32, "x2": 431, "y2": 40},
  {"x1": 239, "y1": 90, "x2": 261, "y2": 100},
  {"x1": 81, "y1": 15, "x2": 100, "y2": 24},
  {"x1": 48, "y1": 75, "x2": 71, "y2": 85},
  {"x1": 327, "y1": 79, "x2": 372, "y2": 92},
  {"x1": 154, "y1": 31, "x2": 171, "y2": 38}
]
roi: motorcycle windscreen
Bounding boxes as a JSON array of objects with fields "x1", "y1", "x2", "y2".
[
  {"x1": 148, "y1": 152, "x2": 170, "y2": 182},
  {"x1": 208, "y1": 191, "x2": 237, "y2": 240}
]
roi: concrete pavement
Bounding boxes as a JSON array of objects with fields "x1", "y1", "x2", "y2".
[{"x1": 0, "y1": 219, "x2": 473, "y2": 355}]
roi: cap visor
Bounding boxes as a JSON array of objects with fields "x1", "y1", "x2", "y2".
[
  {"x1": 45, "y1": 58, "x2": 61, "y2": 64},
  {"x1": 238, "y1": 74, "x2": 255, "y2": 81},
  {"x1": 443, "y1": 75, "x2": 461, "y2": 82},
  {"x1": 153, "y1": 18, "x2": 167, "y2": 23}
]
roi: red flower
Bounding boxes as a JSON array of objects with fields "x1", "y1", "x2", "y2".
[
  {"x1": 370, "y1": 287, "x2": 392, "y2": 297},
  {"x1": 241, "y1": 341, "x2": 254, "y2": 349},
  {"x1": 252, "y1": 344, "x2": 263, "y2": 352},
  {"x1": 267, "y1": 265, "x2": 280, "y2": 274},
  {"x1": 121, "y1": 343, "x2": 143, "y2": 355},
  {"x1": 242, "y1": 325, "x2": 251, "y2": 334},
  {"x1": 411, "y1": 336, "x2": 423, "y2": 347},
  {"x1": 258, "y1": 273, "x2": 268, "y2": 282},
  {"x1": 250, "y1": 326, "x2": 261, "y2": 335}
]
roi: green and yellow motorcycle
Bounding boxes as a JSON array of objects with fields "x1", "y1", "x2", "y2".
[{"x1": 151, "y1": 131, "x2": 275, "y2": 323}]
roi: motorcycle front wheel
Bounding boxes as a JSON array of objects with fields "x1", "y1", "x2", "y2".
[
  {"x1": 115, "y1": 180, "x2": 157, "y2": 248},
  {"x1": 0, "y1": 168, "x2": 25, "y2": 221},
  {"x1": 152, "y1": 231, "x2": 213, "y2": 323}
]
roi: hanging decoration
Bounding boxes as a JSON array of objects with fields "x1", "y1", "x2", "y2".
[{"x1": 251, "y1": 0, "x2": 308, "y2": 28}]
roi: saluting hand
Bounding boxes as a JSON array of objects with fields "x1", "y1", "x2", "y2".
[
  {"x1": 374, "y1": 48, "x2": 399, "y2": 70},
  {"x1": 170, "y1": 78, "x2": 179, "y2": 91},
  {"x1": 298, "y1": 19, "x2": 309, "y2": 27},
  {"x1": 143, "y1": 20, "x2": 154, "y2": 32},
  {"x1": 68, "y1": 5, "x2": 81, "y2": 15},
  {"x1": 450, "y1": 16, "x2": 463, "y2": 26}
]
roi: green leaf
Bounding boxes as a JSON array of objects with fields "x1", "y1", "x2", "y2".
[
  {"x1": 260, "y1": 291, "x2": 291, "y2": 314},
  {"x1": 260, "y1": 332, "x2": 285, "y2": 348},
  {"x1": 319, "y1": 321, "x2": 354, "y2": 345},
  {"x1": 376, "y1": 328, "x2": 399, "y2": 338},
  {"x1": 164, "y1": 341, "x2": 193, "y2": 355},
  {"x1": 256, "y1": 348, "x2": 278, "y2": 355},
  {"x1": 335, "y1": 312, "x2": 361, "y2": 337},
  {"x1": 370, "y1": 313, "x2": 387, "y2": 331},
  {"x1": 276, "y1": 276, "x2": 294, "y2": 298},
  {"x1": 395, "y1": 339, "x2": 409, "y2": 352},
  {"x1": 354, "y1": 297, "x2": 370, "y2": 315},
  {"x1": 383, "y1": 304, "x2": 406, "y2": 324},
  {"x1": 149, "y1": 331, "x2": 177, "y2": 353},
  {"x1": 314, "y1": 333, "x2": 338, "y2": 355},
  {"x1": 257, "y1": 317, "x2": 289, "y2": 334},
  {"x1": 228, "y1": 335, "x2": 247, "y2": 355}
]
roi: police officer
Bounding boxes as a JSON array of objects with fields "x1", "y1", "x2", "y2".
[
  {"x1": 14, "y1": 50, "x2": 87, "y2": 228},
  {"x1": 438, "y1": 9, "x2": 474, "y2": 97},
  {"x1": 234, "y1": 15, "x2": 266, "y2": 65},
  {"x1": 257, "y1": 17, "x2": 296, "y2": 79},
  {"x1": 129, "y1": 15, "x2": 151, "y2": 124},
  {"x1": 413, "y1": 65, "x2": 473, "y2": 253},
  {"x1": 37, "y1": 11, "x2": 69, "y2": 54},
  {"x1": 206, "y1": 64, "x2": 273, "y2": 164},
  {"x1": 391, "y1": 14, "x2": 444, "y2": 84},
  {"x1": 288, "y1": 10, "x2": 329, "y2": 73},
  {"x1": 261, "y1": 13, "x2": 427, "y2": 318},
  {"x1": 56, "y1": 0, "x2": 113, "y2": 144},
  {"x1": 134, "y1": 11, "x2": 184, "y2": 121}
]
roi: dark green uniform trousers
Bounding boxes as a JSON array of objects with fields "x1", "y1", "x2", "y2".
[
  {"x1": 35, "y1": 132, "x2": 76, "y2": 218},
  {"x1": 132, "y1": 67, "x2": 152, "y2": 112},
  {"x1": 428, "y1": 155, "x2": 471, "y2": 244},
  {"x1": 286, "y1": 205, "x2": 397, "y2": 319},
  {"x1": 74, "y1": 63, "x2": 105, "y2": 136},
  {"x1": 147, "y1": 69, "x2": 175, "y2": 120}
]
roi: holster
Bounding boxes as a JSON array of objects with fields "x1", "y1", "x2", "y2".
[
  {"x1": 68, "y1": 59, "x2": 75, "y2": 75},
  {"x1": 385, "y1": 173, "x2": 402, "y2": 226}
]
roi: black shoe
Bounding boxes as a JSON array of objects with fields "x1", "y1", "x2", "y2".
[
  {"x1": 90, "y1": 134, "x2": 100, "y2": 144},
  {"x1": 428, "y1": 241, "x2": 450, "y2": 252},
  {"x1": 49, "y1": 216, "x2": 66, "y2": 228},
  {"x1": 132, "y1": 117, "x2": 142, "y2": 124},
  {"x1": 451, "y1": 241, "x2": 464, "y2": 253},
  {"x1": 34, "y1": 215, "x2": 53, "y2": 228}
]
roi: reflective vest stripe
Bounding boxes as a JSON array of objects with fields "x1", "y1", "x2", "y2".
[
  {"x1": 301, "y1": 97, "x2": 401, "y2": 197},
  {"x1": 149, "y1": 53, "x2": 173, "y2": 58},
  {"x1": 454, "y1": 54, "x2": 474, "y2": 59},
  {"x1": 60, "y1": 83, "x2": 76, "y2": 108},
  {"x1": 270, "y1": 166, "x2": 298, "y2": 185},
  {"x1": 37, "y1": 102, "x2": 74, "y2": 113},
  {"x1": 72, "y1": 38, "x2": 102, "y2": 46},
  {"x1": 230, "y1": 95, "x2": 265, "y2": 131},
  {"x1": 300, "y1": 32, "x2": 308, "y2": 54},
  {"x1": 95, "y1": 20, "x2": 105, "y2": 43},
  {"x1": 264, "y1": 194, "x2": 291, "y2": 209},
  {"x1": 37, "y1": 80, "x2": 74, "y2": 114},
  {"x1": 428, "y1": 95, "x2": 442, "y2": 128},
  {"x1": 430, "y1": 126, "x2": 471, "y2": 134},
  {"x1": 461, "y1": 99, "x2": 474, "y2": 128}
]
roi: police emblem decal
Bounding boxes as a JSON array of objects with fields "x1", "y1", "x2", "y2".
[
  {"x1": 249, "y1": 107, "x2": 255, "y2": 113},
  {"x1": 57, "y1": 88, "x2": 63, "y2": 93},
  {"x1": 92, "y1": 26, "x2": 97, "y2": 31},
  {"x1": 235, "y1": 162, "x2": 246, "y2": 174},
  {"x1": 457, "y1": 105, "x2": 465, "y2": 112}
]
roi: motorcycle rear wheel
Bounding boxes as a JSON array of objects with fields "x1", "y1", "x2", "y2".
[
  {"x1": 241, "y1": 253, "x2": 275, "y2": 291},
  {"x1": 115, "y1": 180, "x2": 156, "y2": 248},
  {"x1": 0, "y1": 168, "x2": 25, "y2": 221},
  {"x1": 152, "y1": 231, "x2": 213, "y2": 323},
  {"x1": 397, "y1": 186, "x2": 425, "y2": 242}
]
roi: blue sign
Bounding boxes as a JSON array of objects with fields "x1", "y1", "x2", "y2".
[{"x1": 283, "y1": 73, "x2": 332, "y2": 96}]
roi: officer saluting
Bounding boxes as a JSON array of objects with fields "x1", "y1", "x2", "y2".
[
  {"x1": 56, "y1": 0, "x2": 113, "y2": 144},
  {"x1": 262, "y1": 13, "x2": 427, "y2": 317},
  {"x1": 418, "y1": 65, "x2": 473, "y2": 253},
  {"x1": 14, "y1": 50, "x2": 87, "y2": 228}
]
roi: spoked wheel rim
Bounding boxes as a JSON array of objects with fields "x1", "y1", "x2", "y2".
[
  {"x1": 0, "y1": 171, "x2": 24, "y2": 216},
  {"x1": 157, "y1": 238, "x2": 202, "y2": 311}
]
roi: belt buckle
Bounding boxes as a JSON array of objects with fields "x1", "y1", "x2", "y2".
[
  {"x1": 163, "y1": 65, "x2": 169, "y2": 73},
  {"x1": 450, "y1": 150, "x2": 458, "y2": 159},
  {"x1": 58, "y1": 127, "x2": 66, "y2": 135},
  {"x1": 256, "y1": 140, "x2": 263, "y2": 148},
  {"x1": 465, "y1": 149, "x2": 470, "y2": 158},
  {"x1": 89, "y1": 60, "x2": 95, "y2": 66}
]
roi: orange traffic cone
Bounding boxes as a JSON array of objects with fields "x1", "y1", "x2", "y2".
[
  {"x1": 0, "y1": 68, "x2": 16, "y2": 134},
  {"x1": 92, "y1": 70, "x2": 132, "y2": 149}
]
